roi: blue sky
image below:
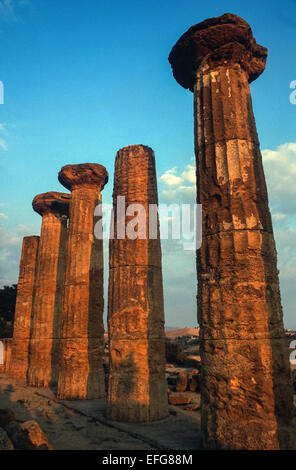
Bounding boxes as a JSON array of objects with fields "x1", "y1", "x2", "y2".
[{"x1": 0, "y1": 0, "x2": 295, "y2": 328}]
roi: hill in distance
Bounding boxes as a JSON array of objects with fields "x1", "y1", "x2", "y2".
[{"x1": 165, "y1": 327, "x2": 200, "y2": 339}]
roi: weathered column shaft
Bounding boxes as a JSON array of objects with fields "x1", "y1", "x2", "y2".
[
  {"x1": 107, "y1": 145, "x2": 168, "y2": 422},
  {"x1": 195, "y1": 63, "x2": 293, "y2": 449},
  {"x1": 169, "y1": 13, "x2": 294, "y2": 449},
  {"x1": 9, "y1": 236, "x2": 39, "y2": 380},
  {"x1": 28, "y1": 205, "x2": 68, "y2": 387},
  {"x1": 57, "y1": 164, "x2": 108, "y2": 400},
  {"x1": 0, "y1": 339, "x2": 12, "y2": 373}
]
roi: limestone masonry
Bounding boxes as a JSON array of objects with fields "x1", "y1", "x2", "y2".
[
  {"x1": 28, "y1": 192, "x2": 70, "y2": 388},
  {"x1": 57, "y1": 163, "x2": 108, "y2": 400},
  {"x1": 1, "y1": 13, "x2": 295, "y2": 450},
  {"x1": 9, "y1": 236, "x2": 40, "y2": 380},
  {"x1": 107, "y1": 145, "x2": 168, "y2": 422},
  {"x1": 169, "y1": 13, "x2": 295, "y2": 449}
]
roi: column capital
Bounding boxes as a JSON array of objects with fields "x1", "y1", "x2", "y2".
[
  {"x1": 32, "y1": 191, "x2": 70, "y2": 216},
  {"x1": 58, "y1": 163, "x2": 109, "y2": 191},
  {"x1": 168, "y1": 13, "x2": 267, "y2": 91}
]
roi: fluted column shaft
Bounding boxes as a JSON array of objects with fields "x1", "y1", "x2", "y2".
[
  {"x1": 57, "y1": 185, "x2": 105, "y2": 399},
  {"x1": 195, "y1": 63, "x2": 293, "y2": 449},
  {"x1": 28, "y1": 212, "x2": 68, "y2": 387},
  {"x1": 169, "y1": 13, "x2": 295, "y2": 449},
  {"x1": 9, "y1": 236, "x2": 39, "y2": 380},
  {"x1": 107, "y1": 145, "x2": 168, "y2": 422}
]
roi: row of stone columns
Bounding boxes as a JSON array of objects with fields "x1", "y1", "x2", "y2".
[
  {"x1": 9, "y1": 150, "x2": 168, "y2": 421},
  {"x1": 9, "y1": 164, "x2": 109, "y2": 400},
  {"x1": 7, "y1": 12, "x2": 294, "y2": 448}
]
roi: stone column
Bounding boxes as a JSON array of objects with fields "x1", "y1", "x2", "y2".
[
  {"x1": 9, "y1": 236, "x2": 39, "y2": 380},
  {"x1": 57, "y1": 163, "x2": 108, "y2": 400},
  {"x1": 3, "y1": 339, "x2": 12, "y2": 373},
  {"x1": 107, "y1": 145, "x2": 168, "y2": 422},
  {"x1": 169, "y1": 13, "x2": 294, "y2": 449},
  {"x1": 27, "y1": 192, "x2": 70, "y2": 388}
]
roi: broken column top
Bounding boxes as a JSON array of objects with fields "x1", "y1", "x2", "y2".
[
  {"x1": 32, "y1": 192, "x2": 70, "y2": 216},
  {"x1": 118, "y1": 144, "x2": 153, "y2": 154},
  {"x1": 115, "y1": 145, "x2": 156, "y2": 166},
  {"x1": 168, "y1": 12, "x2": 267, "y2": 91},
  {"x1": 58, "y1": 163, "x2": 109, "y2": 191},
  {"x1": 114, "y1": 145, "x2": 158, "y2": 203}
]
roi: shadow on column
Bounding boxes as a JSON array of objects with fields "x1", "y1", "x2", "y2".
[
  {"x1": 86, "y1": 212, "x2": 105, "y2": 399},
  {"x1": 248, "y1": 100, "x2": 295, "y2": 449},
  {"x1": 49, "y1": 222, "x2": 67, "y2": 391}
]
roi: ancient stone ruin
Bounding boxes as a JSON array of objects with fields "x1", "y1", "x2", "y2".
[
  {"x1": 0, "y1": 13, "x2": 295, "y2": 451},
  {"x1": 9, "y1": 236, "x2": 40, "y2": 380},
  {"x1": 107, "y1": 145, "x2": 168, "y2": 422},
  {"x1": 28, "y1": 192, "x2": 70, "y2": 388},
  {"x1": 169, "y1": 13, "x2": 294, "y2": 449},
  {"x1": 57, "y1": 163, "x2": 108, "y2": 400},
  {"x1": 0, "y1": 339, "x2": 12, "y2": 374}
]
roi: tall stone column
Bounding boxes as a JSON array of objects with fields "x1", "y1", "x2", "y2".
[
  {"x1": 57, "y1": 163, "x2": 108, "y2": 400},
  {"x1": 169, "y1": 14, "x2": 294, "y2": 449},
  {"x1": 9, "y1": 236, "x2": 39, "y2": 380},
  {"x1": 107, "y1": 145, "x2": 168, "y2": 422},
  {"x1": 28, "y1": 192, "x2": 70, "y2": 388}
]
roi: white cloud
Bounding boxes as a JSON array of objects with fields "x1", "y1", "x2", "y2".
[
  {"x1": 273, "y1": 224, "x2": 296, "y2": 279},
  {"x1": 158, "y1": 162, "x2": 197, "y2": 273},
  {"x1": 272, "y1": 213, "x2": 286, "y2": 222},
  {"x1": 179, "y1": 185, "x2": 195, "y2": 199},
  {"x1": 15, "y1": 223, "x2": 35, "y2": 235},
  {"x1": 160, "y1": 167, "x2": 183, "y2": 187},
  {"x1": 0, "y1": 225, "x2": 20, "y2": 249},
  {"x1": 0, "y1": 224, "x2": 22, "y2": 285},
  {"x1": 271, "y1": 222, "x2": 296, "y2": 328},
  {"x1": 181, "y1": 164, "x2": 196, "y2": 184},
  {"x1": 0, "y1": 220, "x2": 39, "y2": 286},
  {"x1": 158, "y1": 145, "x2": 296, "y2": 327},
  {"x1": 159, "y1": 163, "x2": 196, "y2": 204},
  {"x1": 261, "y1": 143, "x2": 296, "y2": 326},
  {"x1": 262, "y1": 142, "x2": 296, "y2": 215},
  {"x1": 162, "y1": 188, "x2": 177, "y2": 202},
  {"x1": 0, "y1": 213, "x2": 8, "y2": 219},
  {"x1": 162, "y1": 247, "x2": 197, "y2": 327}
]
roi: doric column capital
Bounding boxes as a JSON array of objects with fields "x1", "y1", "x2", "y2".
[
  {"x1": 168, "y1": 13, "x2": 267, "y2": 91},
  {"x1": 32, "y1": 192, "x2": 70, "y2": 217},
  {"x1": 58, "y1": 163, "x2": 109, "y2": 192}
]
